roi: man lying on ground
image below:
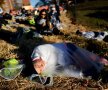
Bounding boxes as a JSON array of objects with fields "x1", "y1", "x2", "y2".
[
  {"x1": 31, "y1": 42, "x2": 108, "y2": 80},
  {"x1": 76, "y1": 30, "x2": 108, "y2": 41},
  {"x1": 0, "y1": 28, "x2": 23, "y2": 43}
]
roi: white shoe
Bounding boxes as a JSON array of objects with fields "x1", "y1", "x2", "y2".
[{"x1": 33, "y1": 32, "x2": 43, "y2": 38}]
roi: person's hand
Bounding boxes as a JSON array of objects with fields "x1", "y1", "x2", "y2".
[
  {"x1": 100, "y1": 58, "x2": 108, "y2": 66},
  {"x1": 33, "y1": 58, "x2": 45, "y2": 74},
  {"x1": 42, "y1": 22, "x2": 46, "y2": 26}
]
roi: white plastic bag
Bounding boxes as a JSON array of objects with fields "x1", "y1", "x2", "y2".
[{"x1": 0, "y1": 64, "x2": 24, "y2": 80}]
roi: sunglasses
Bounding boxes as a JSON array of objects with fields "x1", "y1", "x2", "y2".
[
  {"x1": 30, "y1": 74, "x2": 53, "y2": 86},
  {"x1": 41, "y1": 14, "x2": 46, "y2": 15}
]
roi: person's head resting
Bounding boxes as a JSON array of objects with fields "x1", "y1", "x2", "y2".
[
  {"x1": 76, "y1": 30, "x2": 82, "y2": 35},
  {"x1": 33, "y1": 58, "x2": 45, "y2": 74},
  {"x1": 39, "y1": 9, "x2": 47, "y2": 19}
]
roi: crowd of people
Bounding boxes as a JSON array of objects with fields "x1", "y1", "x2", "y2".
[
  {"x1": 0, "y1": 3, "x2": 63, "y2": 38},
  {"x1": 0, "y1": 1, "x2": 108, "y2": 85}
]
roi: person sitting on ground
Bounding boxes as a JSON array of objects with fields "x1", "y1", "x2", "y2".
[
  {"x1": 3, "y1": 12, "x2": 12, "y2": 20},
  {"x1": 0, "y1": 28, "x2": 23, "y2": 43},
  {"x1": 27, "y1": 14, "x2": 35, "y2": 26},
  {"x1": 49, "y1": 6, "x2": 62, "y2": 30},
  {"x1": 0, "y1": 13, "x2": 8, "y2": 26},
  {"x1": 21, "y1": 8, "x2": 27, "y2": 15},
  {"x1": 31, "y1": 42, "x2": 108, "y2": 80},
  {"x1": 32, "y1": 8, "x2": 39, "y2": 18},
  {"x1": 35, "y1": 9, "x2": 53, "y2": 34},
  {"x1": 76, "y1": 30, "x2": 108, "y2": 41}
]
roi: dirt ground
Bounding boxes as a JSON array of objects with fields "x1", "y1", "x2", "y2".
[{"x1": 0, "y1": 11, "x2": 108, "y2": 90}]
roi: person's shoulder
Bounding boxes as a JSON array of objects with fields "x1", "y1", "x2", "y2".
[
  {"x1": 37, "y1": 43, "x2": 65, "y2": 49},
  {"x1": 37, "y1": 44, "x2": 53, "y2": 48},
  {"x1": 34, "y1": 44, "x2": 55, "y2": 52}
]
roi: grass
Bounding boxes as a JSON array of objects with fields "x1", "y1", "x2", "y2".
[
  {"x1": 69, "y1": 0, "x2": 108, "y2": 29},
  {"x1": 76, "y1": 10, "x2": 108, "y2": 29},
  {"x1": 61, "y1": 33, "x2": 108, "y2": 59},
  {"x1": 0, "y1": 8, "x2": 108, "y2": 89}
]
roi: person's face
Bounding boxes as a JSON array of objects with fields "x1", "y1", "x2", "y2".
[
  {"x1": 33, "y1": 59, "x2": 45, "y2": 74},
  {"x1": 28, "y1": 15, "x2": 32, "y2": 19},
  {"x1": 41, "y1": 11, "x2": 46, "y2": 18}
]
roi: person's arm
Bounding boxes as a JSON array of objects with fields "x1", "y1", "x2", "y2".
[
  {"x1": 38, "y1": 19, "x2": 46, "y2": 27},
  {"x1": 42, "y1": 21, "x2": 46, "y2": 27},
  {"x1": 47, "y1": 21, "x2": 53, "y2": 30},
  {"x1": 99, "y1": 57, "x2": 108, "y2": 66}
]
